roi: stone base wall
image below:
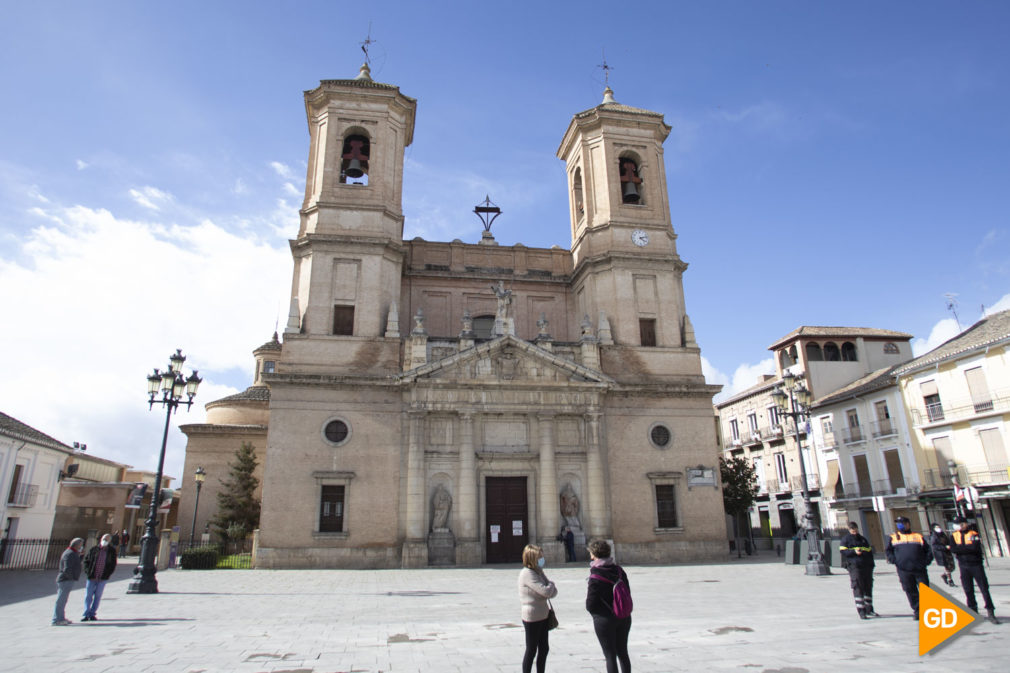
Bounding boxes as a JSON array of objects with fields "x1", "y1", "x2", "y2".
[
  {"x1": 255, "y1": 544, "x2": 403, "y2": 569},
  {"x1": 614, "y1": 539, "x2": 725, "y2": 565}
]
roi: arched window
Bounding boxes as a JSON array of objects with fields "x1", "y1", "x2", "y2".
[
  {"x1": 841, "y1": 342, "x2": 857, "y2": 362},
  {"x1": 883, "y1": 342, "x2": 899, "y2": 354},
  {"x1": 340, "y1": 132, "x2": 370, "y2": 185},
  {"x1": 780, "y1": 350, "x2": 794, "y2": 368},
  {"x1": 619, "y1": 156, "x2": 643, "y2": 204},
  {"x1": 805, "y1": 343, "x2": 823, "y2": 361},
  {"x1": 573, "y1": 167, "x2": 585, "y2": 219},
  {"x1": 824, "y1": 342, "x2": 841, "y2": 361}
]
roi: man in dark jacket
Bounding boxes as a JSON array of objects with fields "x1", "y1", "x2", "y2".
[
  {"x1": 82, "y1": 533, "x2": 118, "y2": 621},
  {"x1": 928, "y1": 522, "x2": 956, "y2": 587},
  {"x1": 885, "y1": 516, "x2": 931, "y2": 620},
  {"x1": 948, "y1": 516, "x2": 999, "y2": 624},
  {"x1": 52, "y1": 537, "x2": 84, "y2": 625},
  {"x1": 839, "y1": 521, "x2": 876, "y2": 619}
]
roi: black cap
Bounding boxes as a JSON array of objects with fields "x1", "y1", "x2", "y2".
[
  {"x1": 951, "y1": 516, "x2": 967, "y2": 524},
  {"x1": 895, "y1": 516, "x2": 911, "y2": 525}
]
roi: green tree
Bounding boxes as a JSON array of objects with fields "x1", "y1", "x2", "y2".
[
  {"x1": 212, "y1": 442, "x2": 260, "y2": 543},
  {"x1": 720, "y1": 455, "x2": 759, "y2": 557}
]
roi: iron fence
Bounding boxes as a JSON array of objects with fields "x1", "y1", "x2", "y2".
[
  {"x1": 176, "y1": 539, "x2": 253, "y2": 569},
  {"x1": 0, "y1": 537, "x2": 70, "y2": 570}
]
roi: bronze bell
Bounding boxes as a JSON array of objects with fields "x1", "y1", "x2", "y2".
[
  {"x1": 345, "y1": 159, "x2": 365, "y2": 179},
  {"x1": 622, "y1": 181, "x2": 640, "y2": 203}
]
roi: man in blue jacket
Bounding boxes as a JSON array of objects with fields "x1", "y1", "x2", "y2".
[
  {"x1": 885, "y1": 516, "x2": 931, "y2": 620},
  {"x1": 52, "y1": 537, "x2": 84, "y2": 625}
]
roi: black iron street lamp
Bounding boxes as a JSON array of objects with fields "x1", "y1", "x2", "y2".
[
  {"x1": 128, "y1": 349, "x2": 201, "y2": 594},
  {"x1": 772, "y1": 371, "x2": 830, "y2": 576},
  {"x1": 190, "y1": 466, "x2": 207, "y2": 545}
]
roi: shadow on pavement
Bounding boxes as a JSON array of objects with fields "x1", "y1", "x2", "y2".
[{"x1": 0, "y1": 561, "x2": 137, "y2": 607}]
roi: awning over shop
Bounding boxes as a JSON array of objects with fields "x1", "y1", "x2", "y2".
[{"x1": 823, "y1": 460, "x2": 840, "y2": 499}]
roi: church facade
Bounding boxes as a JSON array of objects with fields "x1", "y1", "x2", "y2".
[{"x1": 180, "y1": 63, "x2": 725, "y2": 568}]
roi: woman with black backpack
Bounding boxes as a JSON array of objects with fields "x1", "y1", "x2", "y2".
[{"x1": 586, "y1": 539, "x2": 632, "y2": 673}]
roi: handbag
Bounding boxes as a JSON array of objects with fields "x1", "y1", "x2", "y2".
[{"x1": 546, "y1": 601, "x2": 559, "y2": 630}]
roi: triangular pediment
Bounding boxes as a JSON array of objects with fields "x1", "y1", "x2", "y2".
[{"x1": 398, "y1": 335, "x2": 613, "y2": 385}]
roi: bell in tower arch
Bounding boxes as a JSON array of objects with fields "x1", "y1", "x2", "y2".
[
  {"x1": 341, "y1": 134, "x2": 370, "y2": 181},
  {"x1": 619, "y1": 157, "x2": 642, "y2": 203}
]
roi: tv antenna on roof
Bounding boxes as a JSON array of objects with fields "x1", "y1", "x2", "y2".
[
  {"x1": 944, "y1": 293, "x2": 962, "y2": 331},
  {"x1": 360, "y1": 22, "x2": 375, "y2": 65},
  {"x1": 597, "y1": 49, "x2": 614, "y2": 86}
]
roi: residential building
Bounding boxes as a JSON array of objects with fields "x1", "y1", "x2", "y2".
[
  {"x1": 895, "y1": 308, "x2": 1010, "y2": 556},
  {"x1": 717, "y1": 327, "x2": 913, "y2": 548},
  {"x1": 0, "y1": 411, "x2": 74, "y2": 548},
  {"x1": 182, "y1": 65, "x2": 725, "y2": 568},
  {"x1": 807, "y1": 367, "x2": 918, "y2": 551}
]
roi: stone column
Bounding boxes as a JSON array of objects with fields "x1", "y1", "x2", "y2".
[
  {"x1": 402, "y1": 410, "x2": 428, "y2": 567},
  {"x1": 584, "y1": 409, "x2": 609, "y2": 538},
  {"x1": 457, "y1": 413, "x2": 477, "y2": 539},
  {"x1": 538, "y1": 413, "x2": 559, "y2": 539}
]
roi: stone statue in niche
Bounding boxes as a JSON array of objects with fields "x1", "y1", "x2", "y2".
[
  {"x1": 431, "y1": 486, "x2": 453, "y2": 532},
  {"x1": 490, "y1": 280, "x2": 515, "y2": 336},
  {"x1": 560, "y1": 484, "x2": 582, "y2": 530}
]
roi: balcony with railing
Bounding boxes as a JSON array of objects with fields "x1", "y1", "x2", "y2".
[
  {"x1": 820, "y1": 431, "x2": 838, "y2": 450},
  {"x1": 840, "y1": 481, "x2": 874, "y2": 498},
  {"x1": 841, "y1": 425, "x2": 866, "y2": 444},
  {"x1": 767, "y1": 479, "x2": 786, "y2": 494},
  {"x1": 911, "y1": 387, "x2": 1010, "y2": 427},
  {"x1": 788, "y1": 474, "x2": 821, "y2": 493},
  {"x1": 871, "y1": 419, "x2": 897, "y2": 438},
  {"x1": 760, "y1": 424, "x2": 785, "y2": 440},
  {"x1": 7, "y1": 483, "x2": 39, "y2": 508}
]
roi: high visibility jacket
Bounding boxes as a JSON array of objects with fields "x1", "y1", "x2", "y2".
[
  {"x1": 839, "y1": 533, "x2": 875, "y2": 570},
  {"x1": 949, "y1": 529, "x2": 984, "y2": 567},
  {"x1": 885, "y1": 531, "x2": 931, "y2": 572}
]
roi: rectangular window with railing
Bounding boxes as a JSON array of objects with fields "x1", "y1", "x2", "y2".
[{"x1": 774, "y1": 452, "x2": 788, "y2": 486}]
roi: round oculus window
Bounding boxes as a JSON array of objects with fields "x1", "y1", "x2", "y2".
[
  {"x1": 650, "y1": 424, "x2": 672, "y2": 449},
  {"x1": 324, "y1": 419, "x2": 349, "y2": 445}
]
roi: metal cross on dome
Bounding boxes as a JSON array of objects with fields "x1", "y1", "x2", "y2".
[{"x1": 474, "y1": 195, "x2": 502, "y2": 233}]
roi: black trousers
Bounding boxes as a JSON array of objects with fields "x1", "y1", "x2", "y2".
[
  {"x1": 897, "y1": 569, "x2": 929, "y2": 611},
  {"x1": 959, "y1": 564, "x2": 995, "y2": 612},
  {"x1": 847, "y1": 565, "x2": 874, "y2": 613},
  {"x1": 592, "y1": 615, "x2": 632, "y2": 673},
  {"x1": 522, "y1": 618, "x2": 550, "y2": 673}
]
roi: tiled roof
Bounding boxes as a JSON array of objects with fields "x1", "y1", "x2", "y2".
[
  {"x1": 893, "y1": 309, "x2": 1010, "y2": 376},
  {"x1": 255, "y1": 332, "x2": 282, "y2": 353},
  {"x1": 715, "y1": 376, "x2": 778, "y2": 408},
  {"x1": 210, "y1": 386, "x2": 271, "y2": 405},
  {"x1": 769, "y1": 326, "x2": 914, "y2": 350},
  {"x1": 809, "y1": 366, "x2": 897, "y2": 408},
  {"x1": 0, "y1": 411, "x2": 73, "y2": 452}
]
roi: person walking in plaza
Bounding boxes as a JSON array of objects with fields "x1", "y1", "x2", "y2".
[
  {"x1": 586, "y1": 539, "x2": 632, "y2": 673},
  {"x1": 52, "y1": 538, "x2": 84, "y2": 625},
  {"x1": 82, "y1": 533, "x2": 117, "y2": 621},
  {"x1": 885, "y1": 516, "x2": 931, "y2": 620},
  {"x1": 119, "y1": 529, "x2": 129, "y2": 557},
  {"x1": 928, "y1": 522, "x2": 956, "y2": 587},
  {"x1": 518, "y1": 544, "x2": 557, "y2": 673},
  {"x1": 839, "y1": 521, "x2": 876, "y2": 619},
  {"x1": 562, "y1": 526, "x2": 576, "y2": 563},
  {"x1": 947, "y1": 516, "x2": 999, "y2": 624}
]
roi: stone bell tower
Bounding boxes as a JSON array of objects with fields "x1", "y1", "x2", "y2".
[
  {"x1": 284, "y1": 63, "x2": 417, "y2": 364},
  {"x1": 557, "y1": 86, "x2": 695, "y2": 354}
]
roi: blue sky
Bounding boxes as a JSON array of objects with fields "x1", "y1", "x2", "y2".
[{"x1": 1, "y1": 2, "x2": 1008, "y2": 483}]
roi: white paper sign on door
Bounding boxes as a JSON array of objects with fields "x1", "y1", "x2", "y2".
[
  {"x1": 512, "y1": 520, "x2": 523, "y2": 535},
  {"x1": 491, "y1": 532, "x2": 499, "y2": 543}
]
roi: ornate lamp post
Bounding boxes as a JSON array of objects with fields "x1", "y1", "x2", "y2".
[
  {"x1": 772, "y1": 371, "x2": 830, "y2": 576},
  {"x1": 128, "y1": 349, "x2": 201, "y2": 594},
  {"x1": 190, "y1": 466, "x2": 207, "y2": 545}
]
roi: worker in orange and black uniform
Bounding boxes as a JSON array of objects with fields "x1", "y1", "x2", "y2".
[
  {"x1": 947, "y1": 516, "x2": 999, "y2": 624},
  {"x1": 885, "y1": 516, "x2": 931, "y2": 620}
]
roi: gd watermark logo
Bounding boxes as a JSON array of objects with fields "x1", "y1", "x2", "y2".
[{"x1": 919, "y1": 583, "x2": 980, "y2": 656}]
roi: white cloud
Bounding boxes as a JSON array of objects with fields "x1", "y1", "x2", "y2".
[
  {"x1": 128, "y1": 186, "x2": 174, "y2": 211},
  {"x1": 983, "y1": 292, "x2": 1010, "y2": 316},
  {"x1": 0, "y1": 203, "x2": 291, "y2": 483},
  {"x1": 27, "y1": 185, "x2": 50, "y2": 203},
  {"x1": 911, "y1": 292, "x2": 1010, "y2": 357},
  {"x1": 75, "y1": 159, "x2": 90, "y2": 171},
  {"x1": 270, "y1": 161, "x2": 293, "y2": 179},
  {"x1": 282, "y1": 182, "x2": 300, "y2": 197},
  {"x1": 715, "y1": 101, "x2": 787, "y2": 129},
  {"x1": 707, "y1": 357, "x2": 776, "y2": 404},
  {"x1": 233, "y1": 178, "x2": 248, "y2": 195}
]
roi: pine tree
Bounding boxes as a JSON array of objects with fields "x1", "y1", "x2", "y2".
[
  {"x1": 212, "y1": 442, "x2": 261, "y2": 542},
  {"x1": 720, "y1": 455, "x2": 760, "y2": 556}
]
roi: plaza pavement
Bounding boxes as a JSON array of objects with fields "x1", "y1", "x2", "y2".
[{"x1": 1, "y1": 554, "x2": 1007, "y2": 673}]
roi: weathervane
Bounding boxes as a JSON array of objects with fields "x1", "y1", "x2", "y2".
[
  {"x1": 597, "y1": 49, "x2": 614, "y2": 86},
  {"x1": 360, "y1": 22, "x2": 375, "y2": 65},
  {"x1": 474, "y1": 195, "x2": 502, "y2": 233}
]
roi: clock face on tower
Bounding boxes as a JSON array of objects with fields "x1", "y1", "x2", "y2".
[{"x1": 631, "y1": 229, "x2": 649, "y2": 247}]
